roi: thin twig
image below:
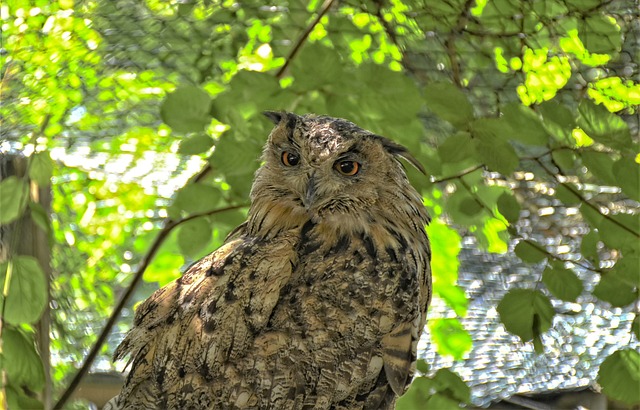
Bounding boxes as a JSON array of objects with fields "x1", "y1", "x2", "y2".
[
  {"x1": 275, "y1": 0, "x2": 337, "y2": 79},
  {"x1": 52, "y1": 204, "x2": 247, "y2": 410}
]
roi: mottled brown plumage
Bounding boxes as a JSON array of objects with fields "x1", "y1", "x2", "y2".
[{"x1": 107, "y1": 112, "x2": 431, "y2": 409}]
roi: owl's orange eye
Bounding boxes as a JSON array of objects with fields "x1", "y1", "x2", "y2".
[
  {"x1": 335, "y1": 160, "x2": 359, "y2": 176},
  {"x1": 282, "y1": 151, "x2": 300, "y2": 166}
]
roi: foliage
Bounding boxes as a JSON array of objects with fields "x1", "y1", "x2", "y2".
[{"x1": 1, "y1": 0, "x2": 638, "y2": 408}]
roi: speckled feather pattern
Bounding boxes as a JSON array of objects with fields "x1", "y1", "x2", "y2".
[{"x1": 107, "y1": 113, "x2": 431, "y2": 410}]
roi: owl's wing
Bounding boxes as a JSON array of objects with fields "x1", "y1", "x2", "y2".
[{"x1": 111, "y1": 231, "x2": 298, "y2": 409}]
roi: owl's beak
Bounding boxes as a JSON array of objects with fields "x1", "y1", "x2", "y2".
[{"x1": 303, "y1": 174, "x2": 317, "y2": 209}]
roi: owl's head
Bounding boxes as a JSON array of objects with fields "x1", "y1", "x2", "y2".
[{"x1": 247, "y1": 111, "x2": 426, "y2": 238}]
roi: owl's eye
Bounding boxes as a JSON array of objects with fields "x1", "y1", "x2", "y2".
[
  {"x1": 334, "y1": 160, "x2": 360, "y2": 176},
  {"x1": 282, "y1": 151, "x2": 300, "y2": 167}
]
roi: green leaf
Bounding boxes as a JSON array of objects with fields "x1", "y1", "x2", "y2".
[
  {"x1": 580, "y1": 229, "x2": 600, "y2": 263},
  {"x1": 542, "y1": 264, "x2": 583, "y2": 302},
  {"x1": 416, "y1": 359, "x2": 430, "y2": 374},
  {"x1": 597, "y1": 213, "x2": 640, "y2": 252},
  {"x1": 497, "y1": 289, "x2": 555, "y2": 342},
  {"x1": 473, "y1": 136, "x2": 518, "y2": 175},
  {"x1": 0, "y1": 256, "x2": 47, "y2": 325},
  {"x1": 177, "y1": 218, "x2": 212, "y2": 257},
  {"x1": 497, "y1": 191, "x2": 520, "y2": 224},
  {"x1": 437, "y1": 132, "x2": 475, "y2": 164},
  {"x1": 555, "y1": 183, "x2": 582, "y2": 206},
  {"x1": 592, "y1": 273, "x2": 636, "y2": 307},
  {"x1": 178, "y1": 134, "x2": 215, "y2": 155},
  {"x1": 551, "y1": 150, "x2": 575, "y2": 171},
  {"x1": 160, "y1": 85, "x2": 212, "y2": 133},
  {"x1": 172, "y1": 183, "x2": 223, "y2": 215},
  {"x1": 427, "y1": 220, "x2": 461, "y2": 286},
  {"x1": 598, "y1": 349, "x2": 640, "y2": 405},
  {"x1": 613, "y1": 156, "x2": 640, "y2": 201},
  {"x1": 425, "y1": 393, "x2": 462, "y2": 409},
  {"x1": 436, "y1": 283, "x2": 468, "y2": 317},
  {"x1": 208, "y1": 133, "x2": 262, "y2": 177},
  {"x1": 538, "y1": 101, "x2": 575, "y2": 143},
  {"x1": 397, "y1": 377, "x2": 435, "y2": 410},
  {"x1": 424, "y1": 82, "x2": 474, "y2": 128},
  {"x1": 0, "y1": 176, "x2": 29, "y2": 225},
  {"x1": 1, "y1": 328, "x2": 46, "y2": 390},
  {"x1": 577, "y1": 99, "x2": 631, "y2": 151},
  {"x1": 28, "y1": 201, "x2": 52, "y2": 239},
  {"x1": 290, "y1": 44, "x2": 344, "y2": 90},
  {"x1": 632, "y1": 315, "x2": 640, "y2": 341},
  {"x1": 581, "y1": 150, "x2": 617, "y2": 185},
  {"x1": 433, "y1": 368, "x2": 471, "y2": 404},
  {"x1": 514, "y1": 240, "x2": 547, "y2": 263},
  {"x1": 579, "y1": 15, "x2": 622, "y2": 55},
  {"x1": 29, "y1": 151, "x2": 53, "y2": 185},
  {"x1": 459, "y1": 197, "x2": 483, "y2": 216},
  {"x1": 501, "y1": 103, "x2": 549, "y2": 145},
  {"x1": 429, "y1": 318, "x2": 472, "y2": 360}
]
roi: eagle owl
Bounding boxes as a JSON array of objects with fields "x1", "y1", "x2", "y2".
[{"x1": 107, "y1": 112, "x2": 432, "y2": 409}]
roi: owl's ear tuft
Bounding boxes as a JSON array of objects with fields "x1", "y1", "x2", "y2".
[
  {"x1": 379, "y1": 138, "x2": 427, "y2": 175},
  {"x1": 263, "y1": 111, "x2": 285, "y2": 125}
]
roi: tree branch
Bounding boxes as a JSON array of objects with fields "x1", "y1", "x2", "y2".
[
  {"x1": 534, "y1": 158, "x2": 640, "y2": 239},
  {"x1": 52, "y1": 204, "x2": 247, "y2": 410},
  {"x1": 457, "y1": 176, "x2": 603, "y2": 274},
  {"x1": 275, "y1": 0, "x2": 337, "y2": 79}
]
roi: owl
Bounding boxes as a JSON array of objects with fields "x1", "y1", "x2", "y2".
[{"x1": 106, "y1": 112, "x2": 432, "y2": 409}]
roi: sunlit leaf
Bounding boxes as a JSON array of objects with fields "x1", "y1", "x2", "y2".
[
  {"x1": 1, "y1": 328, "x2": 46, "y2": 391},
  {"x1": 542, "y1": 263, "x2": 583, "y2": 302},
  {"x1": 436, "y1": 284, "x2": 469, "y2": 317},
  {"x1": 514, "y1": 240, "x2": 547, "y2": 263},
  {"x1": 427, "y1": 220, "x2": 461, "y2": 285},
  {"x1": 0, "y1": 257, "x2": 47, "y2": 325},
  {"x1": 144, "y1": 252, "x2": 184, "y2": 286},
  {"x1": 0, "y1": 176, "x2": 29, "y2": 225},
  {"x1": 429, "y1": 318, "x2": 472, "y2": 360},
  {"x1": 598, "y1": 349, "x2": 640, "y2": 405},
  {"x1": 497, "y1": 289, "x2": 555, "y2": 342},
  {"x1": 424, "y1": 82, "x2": 474, "y2": 128},
  {"x1": 161, "y1": 86, "x2": 212, "y2": 133}
]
